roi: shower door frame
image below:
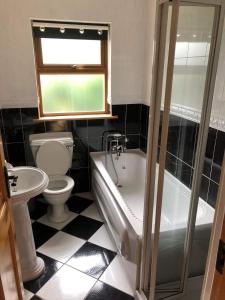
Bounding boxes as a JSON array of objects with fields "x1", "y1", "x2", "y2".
[{"x1": 138, "y1": 0, "x2": 225, "y2": 299}]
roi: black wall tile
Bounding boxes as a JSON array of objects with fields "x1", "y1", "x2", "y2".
[
  {"x1": 199, "y1": 176, "x2": 209, "y2": 201},
  {"x1": 70, "y1": 168, "x2": 90, "y2": 193},
  {"x1": 7, "y1": 142, "x2": 26, "y2": 166},
  {"x1": 24, "y1": 142, "x2": 35, "y2": 166},
  {"x1": 211, "y1": 130, "x2": 225, "y2": 184},
  {"x1": 167, "y1": 114, "x2": 181, "y2": 156},
  {"x1": 140, "y1": 135, "x2": 147, "y2": 153},
  {"x1": 88, "y1": 119, "x2": 108, "y2": 138},
  {"x1": 21, "y1": 108, "x2": 45, "y2": 136},
  {"x1": 192, "y1": 123, "x2": 200, "y2": 168},
  {"x1": 177, "y1": 118, "x2": 197, "y2": 167},
  {"x1": 0, "y1": 111, "x2": 6, "y2": 144},
  {"x1": 176, "y1": 160, "x2": 193, "y2": 188},
  {"x1": 211, "y1": 161, "x2": 221, "y2": 184},
  {"x1": 2, "y1": 142, "x2": 9, "y2": 161},
  {"x1": 21, "y1": 108, "x2": 45, "y2": 165},
  {"x1": 126, "y1": 134, "x2": 140, "y2": 149},
  {"x1": 72, "y1": 139, "x2": 89, "y2": 169},
  {"x1": 203, "y1": 127, "x2": 217, "y2": 178},
  {"x1": 88, "y1": 137, "x2": 103, "y2": 152},
  {"x1": 21, "y1": 107, "x2": 38, "y2": 121},
  {"x1": 140, "y1": 104, "x2": 149, "y2": 137},
  {"x1": 165, "y1": 152, "x2": 177, "y2": 177},
  {"x1": 207, "y1": 180, "x2": 219, "y2": 208},
  {"x1": 126, "y1": 104, "x2": 141, "y2": 134},
  {"x1": 157, "y1": 146, "x2": 160, "y2": 163},
  {"x1": 2, "y1": 108, "x2": 23, "y2": 143},
  {"x1": 88, "y1": 167, "x2": 92, "y2": 191},
  {"x1": 108, "y1": 105, "x2": 126, "y2": 134},
  {"x1": 72, "y1": 120, "x2": 88, "y2": 139},
  {"x1": 158, "y1": 110, "x2": 163, "y2": 147}
]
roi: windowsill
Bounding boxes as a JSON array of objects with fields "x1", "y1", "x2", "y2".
[{"x1": 34, "y1": 113, "x2": 118, "y2": 122}]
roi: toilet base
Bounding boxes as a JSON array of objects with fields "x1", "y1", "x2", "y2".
[
  {"x1": 23, "y1": 257, "x2": 45, "y2": 282},
  {"x1": 47, "y1": 204, "x2": 69, "y2": 223}
]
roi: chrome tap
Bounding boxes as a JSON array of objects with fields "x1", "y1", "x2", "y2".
[
  {"x1": 105, "y1": 133, "x2": 128, "y2": 157},
  {"x1": 103, "y1": 132, "x2": 128, "y2": 186},
  {"x1": 8, "y1": 175, "x2": 18, "y2": 192}
]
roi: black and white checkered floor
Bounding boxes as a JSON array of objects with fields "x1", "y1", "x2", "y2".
[{"x1": 24, "y1": 193, "x2": 135, "y2": 300}]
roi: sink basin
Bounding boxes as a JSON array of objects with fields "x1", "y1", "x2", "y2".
[
  {"x1": 8, "y1": 166, "x2": 49, "y2": 282},
  {"x1": 9, "y1": 166, "x2": 49, "y2": 203}
]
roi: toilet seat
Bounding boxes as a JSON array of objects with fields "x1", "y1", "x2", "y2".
[
  {"x1": 44, "y1": 175, "x2": 74, "y2": 195},
  {"x1": 36, "y1": 141, "x2": 70, "y2": 176}
]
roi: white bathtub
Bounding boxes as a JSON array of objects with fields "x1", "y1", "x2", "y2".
[{"x1": 90, "y1": 149, "x2": 214, "y2": 284}]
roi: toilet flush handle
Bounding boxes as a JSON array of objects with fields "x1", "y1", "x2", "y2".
[{"x1": 66, "y1": 144, "x2": 74, "y2": 149}]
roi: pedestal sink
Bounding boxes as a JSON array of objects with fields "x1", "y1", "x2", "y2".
[{"x1": 9, "y1": 166, "x2": 49, "y2": 282}]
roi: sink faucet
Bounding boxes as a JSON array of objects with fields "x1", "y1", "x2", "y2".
[{"x1": 8, "y1": 175, "x2": 18, "y2": 192}]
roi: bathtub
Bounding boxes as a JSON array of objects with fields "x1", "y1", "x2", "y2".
[{"x1": 90, "y1": 149, "x2": 214, "y2": 284}]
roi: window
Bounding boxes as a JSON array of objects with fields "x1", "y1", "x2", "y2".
[{"x1": 32, "y1": 22, "x2": 109, "y2": 117}]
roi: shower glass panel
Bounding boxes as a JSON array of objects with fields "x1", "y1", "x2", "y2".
[
  {"x1": 155, "y1": 5, "x2": 215, "y2": 299},
  {"x1": 139, "y1": 0, "x2": 224, "y2": 299}
]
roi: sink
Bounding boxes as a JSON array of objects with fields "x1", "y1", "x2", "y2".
[
  {"x1": 8, "y1": 166, "x2": 49, "y2": 282},
  {"x1": 9, "y1": 166, "x2": 49, "y2": 203}
]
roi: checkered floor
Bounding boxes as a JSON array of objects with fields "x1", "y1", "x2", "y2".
[{"x1": 24, "y1": 193, "x2": 135, "y2": 300}]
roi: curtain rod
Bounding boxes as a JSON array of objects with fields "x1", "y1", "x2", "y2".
[{"x1": 32, "y1": 21, "x2": 109, "y2": 31}]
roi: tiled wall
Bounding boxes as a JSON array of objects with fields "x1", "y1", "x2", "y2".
[
  {"x1": 140, "y1": 104, "x2": 221, "y2": 208},
  {"x1": 140, "y1": 104, "x2": 149, "y2": 153},
  {"x1": 1, "y1": 103, "x2": 221, "y2": 208},
  {"x1": 0, "y1": 104, "x2": 142, "y2": 194}
]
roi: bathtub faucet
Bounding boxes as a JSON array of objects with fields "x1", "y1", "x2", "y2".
[
  {"x1": 106, "y1": 133, "x2": 128, "y2": 157},
  {"x1": 111, "y1": 143, "x2": 124, "y2": 157}
]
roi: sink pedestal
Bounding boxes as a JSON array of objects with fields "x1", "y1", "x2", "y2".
[
  {"x1": 8, "y1": 166, "x2": 49, "y2": 282},
  {"x1": 12, "y1": 201, "x2": 45, "y2": 282}
]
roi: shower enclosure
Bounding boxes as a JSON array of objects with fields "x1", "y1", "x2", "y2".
[{"x1": 138, "y1": 0, "x2": 225, "y2": 299}]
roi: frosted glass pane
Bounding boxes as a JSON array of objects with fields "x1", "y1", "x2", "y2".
[
  {"x1": 40, "y1": 74, "x2": 105, "y2": 113},
  {"x1": 41, "y1": 38, "x2": 101, "y2": 65}
]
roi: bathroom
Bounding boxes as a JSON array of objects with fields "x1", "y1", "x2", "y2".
[{"x1": 0, "y1": 0, "x2": 225, "y2": 299}]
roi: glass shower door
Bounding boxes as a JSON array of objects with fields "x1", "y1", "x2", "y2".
[
  {"x1": 155, "y1": 4, "x2": 215, "y2": 299},
  {"x1": 140, "y1": 0, "x2": 225, "y2": 299}
]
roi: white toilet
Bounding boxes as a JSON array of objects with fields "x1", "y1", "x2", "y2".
[{"x1": 29, "y1": 132, "x2": 75, "y2": 223}]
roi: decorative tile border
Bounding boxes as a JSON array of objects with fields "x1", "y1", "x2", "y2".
[{"x1": 169, "y1": 104, "x2": 225, "y2": 132}]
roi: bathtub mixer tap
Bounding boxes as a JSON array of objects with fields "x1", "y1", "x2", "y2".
[
  {"x1": 104, "y1": 132, "x2": 128, "y2": 186},
  {"x1": 114, "y1": 144, "x2": 124, "y2": 157},
  {"x1": 106, "y1": 133, "x2": 128, "y2": 157}
]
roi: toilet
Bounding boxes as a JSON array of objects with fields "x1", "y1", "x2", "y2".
[{"x1": 29, "y1": 132, "x2": 75, "y2": 223}]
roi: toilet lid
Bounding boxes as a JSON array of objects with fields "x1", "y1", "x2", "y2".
[{"x1": 36, "y1": 140, "x2": 71, "y2": 176}]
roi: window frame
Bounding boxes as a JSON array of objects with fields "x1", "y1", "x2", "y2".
[{"x1": 33, "y1": 36, "x2": 108, "y2": 117}]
